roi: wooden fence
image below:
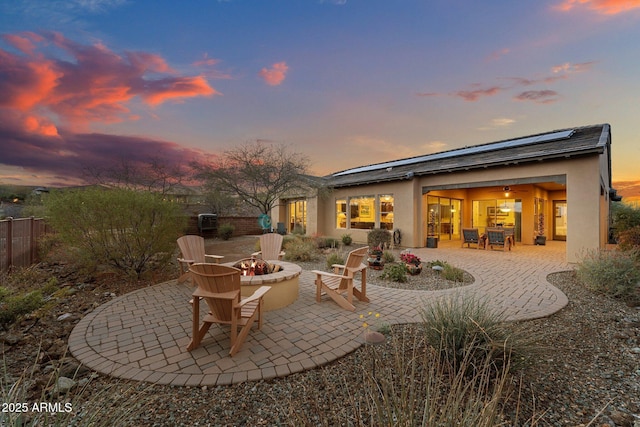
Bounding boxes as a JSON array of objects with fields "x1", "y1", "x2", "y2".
[{"x1": 0, "y1": 217, "x2": 49, "y2": 274}]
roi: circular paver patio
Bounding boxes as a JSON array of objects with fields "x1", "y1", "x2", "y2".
[{"x1": 68, "y1": 240, "x2": 571, "y2": 386}]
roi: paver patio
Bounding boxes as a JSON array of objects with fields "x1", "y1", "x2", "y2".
[{"x1": 68, "y1": 240, "x2": 571, "y2": 386}]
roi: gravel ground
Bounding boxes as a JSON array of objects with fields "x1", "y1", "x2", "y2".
[{"x1": 2, "y1": 237, "x2": 639, "y2": 426}]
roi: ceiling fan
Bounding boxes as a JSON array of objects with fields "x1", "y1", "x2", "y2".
[{"x1": 490, "y1": 186, "x2": 529, "y2": 197}]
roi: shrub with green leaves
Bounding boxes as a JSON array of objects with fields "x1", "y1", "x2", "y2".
[
  {"x1": 367, "y1": 228, "x2": 391, "y2": 248},
  {"x1": 421, "y1": 295, "x2": 536, "y2": 375},
  {"x1": 341, "y1": 234, "x2": 352, "y2": 246},
  {"x1": 380, "y1": 263, "x2": 408, "y2": 283},
  {"x1": 218, "y1": 223, "x2": 234, "y2": 240},
  {"x1": 0, "y1": 289, "x2": 44, "y2": 328},
  {"x1": 611, "y1": 202, "x2": 640, "y2": 237},
  {"x1": 326, "y1": 252, "x2": 345, "y2": 270},
  {"x1": 283, "y1": 237, "x2": 316, "y2": 261},
  {"x1": 576, "y1": 248, "x2": 640, "y2": 301},
  {"x1": 426, "y1": 260, "x2": 465, "y2": 282},
  {"x1": 382, "y1": 250, "x2": 395, "y2": 263},
  {"x1": 42, "y1": 187, "x2": 186, "y2": 279}
]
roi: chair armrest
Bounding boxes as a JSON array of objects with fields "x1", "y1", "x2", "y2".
[
  {"x1": 192, "y1": 288, "x2": 239, "y2": 300},
  {"x1": 177, "y1": 257, "x2": 195, "y2": 264},
  {"x1": 238, "y1": 286, "x2": 271, "y2": 306},
  {"x1": 311, "y1": 270, "x2": 348, "y2": 280},
  {"x1": 251, "y1": 251, "x2": 262, "y2": 257},
  {"x1": 204, "y1": 254, "x2": 224, "y2": 263}
]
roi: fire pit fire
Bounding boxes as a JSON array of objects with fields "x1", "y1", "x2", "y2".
[{"x1": 233, "y1": 258, "x2": 281, "y2": 276}]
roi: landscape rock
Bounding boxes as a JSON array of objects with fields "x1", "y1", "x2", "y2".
[{"x1": 52, "y1": 377, "x2": 76, "y2": 395}]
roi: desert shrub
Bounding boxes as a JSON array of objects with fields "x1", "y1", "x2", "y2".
[
  {"x1": 283, "y1": 238, "x2": 316, "y2": 262},
  {"x1": 421, "y1": 295, "x2": 536, "y2": 375},
  {"x1": 367, "y1": 228, "x2": 391, "y2": 248},
  {"x1": 316, "y1": 236, "x2": 340, "y2": 249},
  {"x1": 382, "y1": 250, "x2": 395, "y2": 263},
  {"x1": 42, "y1": 187, "x2": 186, "y2": 279},
  {"x1": 576, "y1": 248, "x2": 640, "y2": 300},
  {"x1": 380, "y1": 263, "x2": 408, "y2": 283},
  {"x1": 0, "y1": 289, "x2": 44, "y2": 329},
  {"x1": 617, "y1": 226, "x2": 640, "y2": 253},
  {"x1": 611, "y1": 202, "x2": 640, "y2": 237},
  {"x1": 341, "y1": 233, "x2": 352, "y2": 246},
  {"x1": 326, "y1": 252, "x2": 345, "y2": 270},
  {"x1": 218, "y1": 223, "x2": 234, "y2": 240},
  {"x1": 425, "y1": 260, "x2": 465, "y2": 282}
]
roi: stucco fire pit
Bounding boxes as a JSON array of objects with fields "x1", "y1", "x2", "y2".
[{"x1": 224, "y1": 259, "x2": 301, "y2": 311}]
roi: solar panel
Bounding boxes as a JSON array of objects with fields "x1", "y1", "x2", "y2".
[{"x1": 333, "y1": 129, "x2": 575, "y2": 177}]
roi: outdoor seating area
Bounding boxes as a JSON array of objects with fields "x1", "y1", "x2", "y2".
[
  {"x1": 68, "y1": 239, "x2": 569, "y2": 387},
  {"x1": 313, "y1": 246, "x2": 369, "y2": 311},
  {"x1": 187, "y1": 263, "x2": 270, "y2": 356}
]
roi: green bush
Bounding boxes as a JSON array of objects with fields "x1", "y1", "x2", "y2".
[
  {"x1": 341, "y1": 233, "x2": 352, "y2": 246},
  {"x1": 317, "y1": 237, "x2": 340, "y2": 249},
  {"x1": 611, "y1": 202, "x2": 640, "y2": 237},
  {"x1": 380, "y1": 263, "x2": 408, "y2": 282},
  {"x1": 367, "y1": 228, "x2": 391, "y2": 248},
  {"x1": 576, "y1": 248, "x2": 640, "y2": 301},
  {"x1": 42, "y1": 187, "x2": 186, "y2": 279},
  {"x1": 421, "y1": 295, "x2": 536, "y2": 375},
  {"x1": 0, "y1": 289, "x2": 44, "y2": 328},
  {"x1": 218, "y1": 223, "x2": 234, "y2": 240},
  {"x1": 426, "y1": 260, "x2": 465, "y2": 282},
  {"x1": 283, "y1": 237, "x2": 316, "y2": 262},
  {"x1": 382, "y1": 250, "x2": 395, "y2": 263},
  {"x1": 326, "y1": 252, "x2": 345, "y2": 270}
]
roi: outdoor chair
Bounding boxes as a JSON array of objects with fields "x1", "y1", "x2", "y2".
[
  {"x1": 252, "y1": 233, "x2": 285, "y2": 260},
  {"x1": 503, "y1": 227, "x2": 515, "y2": 247},
  {"x1": 177, "y1": 235, "x2": 225, "y2": 283},
  {"x1": 187, "y1": 263, "x2": 270, "y2": 356},
  {"x1": 486, "y1": 228, "x2": 511, "y2": 251},
  {"x1": 461, "y1": 228, "x2": 483, "y2": 249},
  {"x1": 312, "y1": 246, "x2": 369, "y2": 311}
]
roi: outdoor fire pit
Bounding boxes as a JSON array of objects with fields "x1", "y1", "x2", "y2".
[{"x1": 225, "y1": 259, "x2": 301, "y2": 311}]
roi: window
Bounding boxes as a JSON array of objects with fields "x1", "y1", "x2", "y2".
[
  {"x1": 350, "y1": 196, "x2": 375, "y2": 229},
  {"x1": 380, "y1": 195, "x2": 394, "y2": 230},
  {"x1": 336, "y1": 199, "x2": 347, "y2": 229}
]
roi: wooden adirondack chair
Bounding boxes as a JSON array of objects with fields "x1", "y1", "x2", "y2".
[
  {"x1": 187, "y1": 263, "x2": 270, "y2": 356},
  {"x1": 313, "y1": 246, "x2": 369, "y2": 311},
  {"x1": 177, "y1": 235, "x2": 224, "y2": 283},
  {"x1": 461, "y1": 228, "x2": 483, "y2": 249},
  {"x1": 486, "y1": 228, "x2": 511, "y2": 251},
  {"x1": 251, "y1": 233, "x2": 285, "y2": 261}
]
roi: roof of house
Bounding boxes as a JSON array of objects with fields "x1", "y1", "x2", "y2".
[{"x1": 326, "y1": 124, "x2": 610, "y2": 188}]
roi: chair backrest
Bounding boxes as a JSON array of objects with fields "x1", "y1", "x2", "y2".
[
  {"x1": 487, "y1": 229, "x2": 505, "y2": 245},
  {"x1": 258, "y1": 233, "x2": 284, "y2": 260},
  {"x1": 177, "y1": 235, "x2": 206, "y2": 263},
  {"x1": 462, "y1": 228, "x2": 480, "y2": 243},
  {"x1": 189, "y1": 263, "x2": 242, "y2": 322},
  {"x1": 336, "y1": 247, "x2": 368, "y2": 291}
]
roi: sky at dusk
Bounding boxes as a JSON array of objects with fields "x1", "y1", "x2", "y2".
[{"x1": 1, "y1": 0, "x2": 640, "y2": 188}]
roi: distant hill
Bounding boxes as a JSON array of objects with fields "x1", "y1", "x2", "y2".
[{"x1": 613, "y1": 180, "x2": 640, "y2": 205}]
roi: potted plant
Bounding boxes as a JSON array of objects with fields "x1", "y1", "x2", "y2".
[
  {"x1": 367, "y1": 244, "x2": 385, "y2": 270},
  {"x1": 400, "y1": 251, "x2": 422, "y2": 275},
  {"x1": 535, "y1": 213, "x2": 546, "y2": 245}
]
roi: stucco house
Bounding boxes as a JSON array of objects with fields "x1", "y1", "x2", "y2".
[{"x1": 275, "y1": 124, "x2": 618, "y2": 263}]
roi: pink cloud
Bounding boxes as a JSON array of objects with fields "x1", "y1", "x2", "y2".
[
  {"x1": 452, "y1": 86, "x2": 502, "y2": 101},
  {"x1": 514, "y1": 90, "x2": 560, "y2": 104},
  {"x1": 555, "y1": 0, "x2": 640, "y2": 15},
  {"x1": 259, "y1": 62, "x2": 289, "y2": 86},
  {"x1": 0, "y1": 31, "x2": 219, "y2": 133}
]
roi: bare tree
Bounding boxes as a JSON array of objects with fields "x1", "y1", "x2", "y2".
[
  {"x1": 194, "y1": 141, "x2": 311, "y2": 215},
  {"x1": 83, "y1": 156, "x2": 189, "y2": 195}
]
